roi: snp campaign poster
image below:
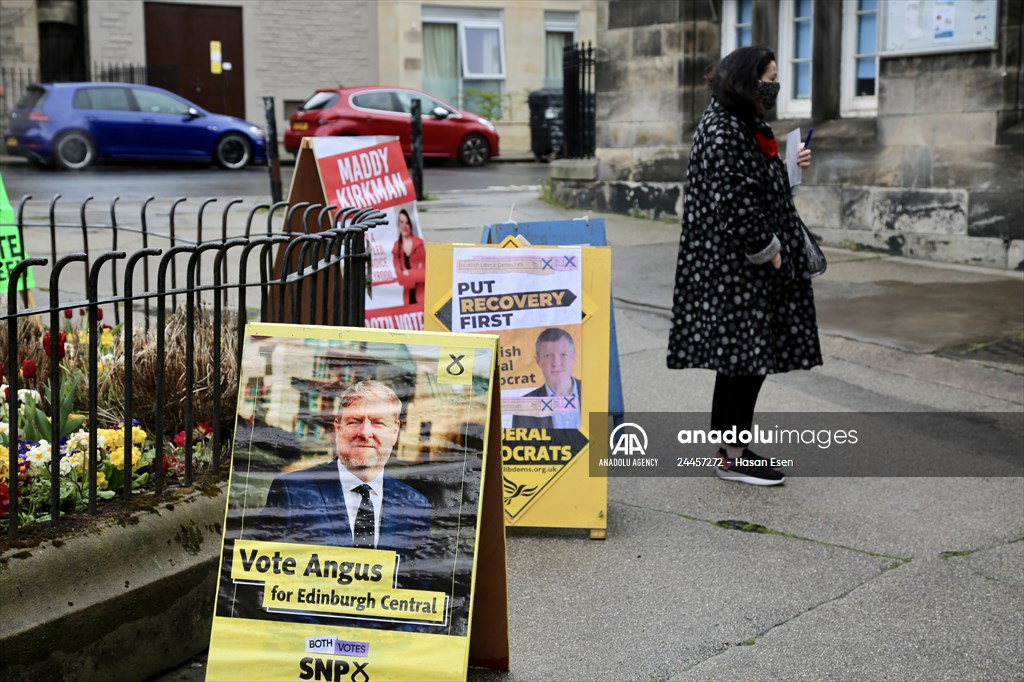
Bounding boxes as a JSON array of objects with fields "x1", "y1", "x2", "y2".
[
  {"x1": 206, "y1": 324, "x2": 499, "y2": 681},
  {"x1": 312, "y1": 137, "x2": 425, "y2": 331}
]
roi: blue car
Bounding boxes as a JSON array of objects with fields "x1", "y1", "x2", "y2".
[{"x1": 3, "y1": 82, "x2": 266, "y2": 170}]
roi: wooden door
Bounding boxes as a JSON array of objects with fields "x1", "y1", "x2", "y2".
[{"x1": 143, "y1": 2, "x2": 246, "y2": 118}]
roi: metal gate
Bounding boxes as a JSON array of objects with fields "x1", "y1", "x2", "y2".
[{"x1": 562, "y1": 42, "x2": 596, "y2": 159}]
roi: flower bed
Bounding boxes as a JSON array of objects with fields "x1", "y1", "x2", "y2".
[{"x1": 1, "y1": 308, "x2": 236, "y2": 534}]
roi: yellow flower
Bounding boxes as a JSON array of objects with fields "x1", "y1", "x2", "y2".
[
  {"x1": 0, "y1": 444, "x2": 8, "y2": 481},
  {"x1": 96, "y1": 470, "x2": 108, "y2": 490},
  {"x1": 129, "y1": 426, "x2": 148, "y2": 446},
  {"x1": 108, "y1": 445, "x2": 141, "y2": 470},
  {"x1": 97, "y1": 428, "x2": 123, "y2": 449}
]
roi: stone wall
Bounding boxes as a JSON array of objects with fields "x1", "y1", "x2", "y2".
[
  {"x1": 551, "y1": 0, "x2": 1024, "y2": 270},
  {"x1": 567, "y1": 0, "x2": 718, "y2": 219},
  {"x1": 0, "y1": 0, "x2": 39, "y2": 67},
  {"x1": 0, "y1": 486, "x2": 227, "y2": 681},
  {"x1": 86, "y1": 0, "x2": 144, "y2": 62}
]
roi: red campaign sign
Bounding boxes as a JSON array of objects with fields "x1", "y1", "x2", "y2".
[
  {"x1": 365, "y1": 303, "x2": 424, "y2": 331},
  {"x1": 316, "y1": 140, "x2": 415, "y2": 210}
]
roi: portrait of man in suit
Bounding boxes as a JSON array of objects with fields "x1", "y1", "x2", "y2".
[
  {"x1": 253, "y1": 379, "x2": 431, "y2": 560},
  {"x1": 512, "y1": 327, "x2": 582, "y2": 430}
]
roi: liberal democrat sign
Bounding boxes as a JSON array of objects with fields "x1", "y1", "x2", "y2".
[
  {"x1": 425, "y1": 237, "x2": 610, "y2": 538},
  {"x1": 206, "y1": 324, "x2": 509, "y2": 680}
]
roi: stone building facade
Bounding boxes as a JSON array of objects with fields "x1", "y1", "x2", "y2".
[
  {"x1": 0, "y1": 0, "x2": 598, "y2": 154},
  {"x1": 551, "y1": 0, "x2": 1024, "y2": 269}
]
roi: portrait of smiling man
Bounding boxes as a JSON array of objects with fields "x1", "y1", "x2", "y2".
[
  {"x1": 512, "y1": 327, "x2": 582, "y2": 430},
  {"x1": 254, "y1": 379, "x2": 431, "y2": 560}
]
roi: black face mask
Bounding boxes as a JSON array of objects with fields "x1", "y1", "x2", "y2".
[{"x1": 758, "y1": 81, "x2": 780, "y2": 111}]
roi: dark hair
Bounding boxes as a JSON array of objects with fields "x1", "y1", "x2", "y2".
[
  {"x1": 535, "y1": 327, "x2": 575, "y2": 356},
  {"x1": 707, "y1": 46, "x2": 776, "y2": 125},
  {"x1": 397, "y1": 208, "x2": 413, "y2": 243}
]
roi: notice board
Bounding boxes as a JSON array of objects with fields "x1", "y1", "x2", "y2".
[{"x1": 881, "y1": 0, "x2": 998, "y2": 56}]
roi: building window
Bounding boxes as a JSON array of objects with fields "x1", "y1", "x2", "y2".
[
  {"x1": 778, "y1": 0, "x2": 813, "y2": 119},
  {"x1": 460, "y1": 23, "x2": 505, "y2": 79},
  {"x1": 841, "y1": 0, "x2": 880, "y2": 115},
  {"x1": 544, "y1": 11, "x2": 578, "y2": 89},
  {"x1": 422, "y1": 7, "x2": 505, "y2": 113},
  {"x1": 721, "y1": 0, "x2": 754, "y2": 57}
]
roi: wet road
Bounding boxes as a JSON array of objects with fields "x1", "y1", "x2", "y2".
[{"x1": 0, "y1": 158, "x2": 548, "y2": 201}]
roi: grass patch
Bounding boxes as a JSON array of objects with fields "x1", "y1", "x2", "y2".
[
  {"x1": 715, "y1": 520, "x2": 771, "y2": 533},
  {"x1": 711, "y1": 518, "x2": 912, "y2": 563},
  {"x1": 538, "y1": 178, "x2": 572, "y2": 210}
]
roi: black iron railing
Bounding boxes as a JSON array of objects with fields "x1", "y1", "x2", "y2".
[
  {"x1": 563, "y1": 42, "x2": 596, "y2": 159},
  {"x1": 1, "y1": 195, "x2": 383, "y2": 539},
  {"x1": 0, "y1": 62, "x2": 175, "y2": 125}
]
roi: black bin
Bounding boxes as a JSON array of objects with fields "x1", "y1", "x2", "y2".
[{"x1": 527, "y1": 88, "x2": 564, "y2": 161}]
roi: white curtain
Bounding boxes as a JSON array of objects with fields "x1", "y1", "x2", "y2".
[
  {"x1": 545, "y1": 32, "x2": 570, "y2": 88},
  {"x1": 424, "y1": 23, "x2": 458, "y2": 104}
]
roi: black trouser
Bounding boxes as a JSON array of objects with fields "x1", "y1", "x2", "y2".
[{"x1": 710, "y1": 373, "x2": 766, "y2": 446}]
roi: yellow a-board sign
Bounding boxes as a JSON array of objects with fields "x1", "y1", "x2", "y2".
[
  {"x1": 424, "y1": 238, "x2": 610, "y2": 537},
  {"x1": 207, "y1": 324, "x2": 509, "y2": 680}
]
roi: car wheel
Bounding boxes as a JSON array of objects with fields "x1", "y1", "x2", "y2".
[
  {"x1": 214, "y1": 133, "x2": 252, "y2": 170},
  {"x1": 53, "y1": 131, "x2": 96, "y2": 170},
  {"x1": 458, "y1": 134, "x2": 490, "y2": 167}
]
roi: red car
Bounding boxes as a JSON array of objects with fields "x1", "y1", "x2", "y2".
[{"x1": 285, "y1": 86, "x2": 500, "y2": 166}]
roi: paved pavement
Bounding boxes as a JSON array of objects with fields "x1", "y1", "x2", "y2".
[{"x1": 46, "y1": 185, "x2": 1016, "y2": 682}]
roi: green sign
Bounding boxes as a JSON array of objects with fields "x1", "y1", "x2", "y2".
[{"x1": 0, "y1": 173, "x2": 35, "y2": 292}]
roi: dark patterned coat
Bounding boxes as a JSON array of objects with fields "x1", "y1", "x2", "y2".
[{"x1": 667, "y1": 98, "x2": 822, "y2": 376}]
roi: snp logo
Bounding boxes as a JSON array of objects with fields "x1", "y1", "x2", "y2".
[{"x1": 609, "y1": 422, "x2": 648, "y2": 456}]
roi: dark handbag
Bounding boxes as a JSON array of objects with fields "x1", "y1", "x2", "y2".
[{"x1": 800, "y1": 222, "x2": 827, "y2": 278}]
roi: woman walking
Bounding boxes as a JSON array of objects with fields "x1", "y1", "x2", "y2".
[{"x1": 667, "y1": 46, "x2": 822, "y2": 486}]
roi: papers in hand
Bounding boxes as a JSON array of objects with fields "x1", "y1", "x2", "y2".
[{"x1": 786, "y1": 127, "x2": 802, "y2": 189}]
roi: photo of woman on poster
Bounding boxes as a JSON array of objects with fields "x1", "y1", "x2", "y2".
[{"x1": 392, "y1": 208, "x2": 425, "y2": 306}]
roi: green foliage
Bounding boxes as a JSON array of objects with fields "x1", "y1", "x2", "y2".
[
  {"x1": 20, "y1": 367, "x2": 87, "y2": 443},
  {"x1": 539, "y1": 179, "x2": 572, "y2": 210},
  {"x1": 463, "y1": 88, "x2": 504, "y2": 121}
]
